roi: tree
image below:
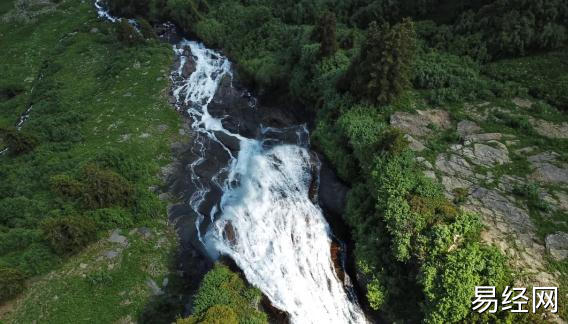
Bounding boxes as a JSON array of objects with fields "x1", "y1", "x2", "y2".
[
  {"x1": 314, "y1": 11, "x2": 338, "y2": 57},
  {"x1": 344, "y1": 18, "x2": 416, "y2": 105}
]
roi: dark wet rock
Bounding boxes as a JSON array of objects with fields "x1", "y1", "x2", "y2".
[
  {"x1": 181, "y1": 55, "x2": 196, "y2": 78},
  {"x1": 213, "y1": 131, "x2": 240, "y2": 153},
  {"x1": 318, "y1": 155, "x2": 349, "y2": 218},
  {"x1": 208, "y1": 76, "x2": 258, "y2": 138}
]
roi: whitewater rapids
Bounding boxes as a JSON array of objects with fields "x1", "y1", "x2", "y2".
[
  {"x1": 94, "y1": 3, "x2": 366, "y2": 322},
  {"x1": 175, "y1": 41, "x2": 367, "y2": 324}
]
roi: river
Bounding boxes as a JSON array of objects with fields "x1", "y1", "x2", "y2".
[{"x1": 95, "y1": 3, "x2": 367, "y2": 323}]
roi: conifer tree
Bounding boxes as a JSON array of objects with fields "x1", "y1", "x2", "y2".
[{"x1": 315, "y1": 11, "x2": 338, "y2": 57}]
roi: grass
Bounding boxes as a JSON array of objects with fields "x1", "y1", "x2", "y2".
[
  {"x1": 485, "y1": 49, "x2": 568, "y2": 110},
  {"x1": 2, "y1": 225, "x2": 177, "y2": 323},
  {"x1": 0, "y1": 0, "x2": 187, "y2": 321}
]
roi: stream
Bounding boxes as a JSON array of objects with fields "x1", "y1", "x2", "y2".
[{"x1": 96, "y1": 3, "x2": 367, "y2": 323}]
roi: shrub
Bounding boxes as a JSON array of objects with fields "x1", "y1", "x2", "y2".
[
  {"x1": 86, "y1": 208, "x2": 133, "y2": 230},
  {"x1": 0, "y1": 82, "x2": 24, "y2": 101},
  {"x1": 81, "y1": 164, "x2": 135, "y2": 209},
  {"x1": 190, "y1": 264, "x2": 267, "y2": 324},
  {"x1": 40, "y1": 215, "x2": 97, "y2": 255},
  {"x1": 0, "y1": 267, "x2": 25, "y2": 302},
  {"x1": 50, "y1": 174, "x2": 83, "y2": 198},
  {"x1": 86, "y1": 270, "x2": 113, "y2": 287},
  {"x1": 115, "y1": 19, "x2": 143, "y2": 47},
  {"x1": 138, "y1": 18, "x2": 156, "y2": 39},
  {"x1": 0, "y1": 127, "x2": 38, "y2": 155}
]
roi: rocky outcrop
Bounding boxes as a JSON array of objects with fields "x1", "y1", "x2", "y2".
[
  {"x1": 546, "y1": 232, "x2": 568, "y2": 261},
  {"x1": 390, "y1": 109, "x2": 451, "y2": 138}
]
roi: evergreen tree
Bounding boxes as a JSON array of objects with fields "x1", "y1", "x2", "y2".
[
  {"x1": 345, "y1": 18, "x2": 417, "y2": 105},
  {"x1": 315, "y1": 11, "x2": 338, "y2": 57}
]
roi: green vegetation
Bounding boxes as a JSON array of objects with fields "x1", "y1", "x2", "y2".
[
  {"x1": 0, "y1": 0, "x2": 183, "y2": 321},
  {"x1": 1, "y1": 0, "x2": 567, "y2": 322},
  {"x1": 177, "y1": 264, "x2": 267, "y2": 324}
]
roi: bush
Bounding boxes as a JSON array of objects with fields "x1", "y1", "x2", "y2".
[
  {"x1": 0, "y1": 82, "x2": 24, "y2": 101},
  {"x1": 81, "y1": 164, "x2": 135, "y2": 209},
  {"x1": 115, "y1": 20, "x2": 143, "y2": 47},
  {"x1": 86, "y1": 208, "x2": 133, "y2": 230},
  {"x1": 0, "y1": 128, "x2": 38, "y2": 155},
  {"x1": 189, "y1": 264, "x2": 267, "y2": 324},
  {"x1": 40, "y1": 215, "x2": 97, "y2": 255},
  {"x1": 0, "y1": 267, "x2": 25, "y2": 302},
  {"x1": 50, "y1": 174, "x2": 83, "y2": 198}
]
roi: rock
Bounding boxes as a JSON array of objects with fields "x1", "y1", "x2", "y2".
[
  {"x1": 90, "y1": 27, "x2": 99, "y2": 33},
  {"x1": 391, "y1": 109, "x2": 451, "y2": 138},
  {"x1": 168, "y1": 96, "x2": 177, "y2": 104},
  {"x1": 162, "y1": 277, "x2": 169, "y2": 288},
  {"x1": 137, "y1": 227, "x2": 153, "y2": 239},
  {"x1": 464, "y1": 133, "x2": 503, "y2": 143},
  {"x1": 545, "y1": 232, "x2": 568, "y2": 261},
  {"x1": 441, "y1": 176, "x2": 473, "y2": 194},
  {"x1": 404, "y1": 134, "x2": 426, "y2": 152},
  {"x1": 158, "y1": 192, "x2": 170, "y2": 201},
  {"x1": 468, "y1": 188, "x2": 533, "y2": 232},
  {"x1": 318, "y1": 156, "x2": 349, "y2": 217},
  {"x1": 515, "y1": 146, "x2": 537, "y2": 155},
  {"x1": 423, "y1": 170, "x2": 436, "y2": 179},
  {"x1": 146, "y1": 279, "x2": 164, "y2": 296},
  {"x1": 108, "y1": 229, "x2": 128, "y2": 245},
  {"x1": 530, "y1": 162, "x2": 568, "y2": 185},
  {"x1": 178, "y1": 128, "x2": 186, "y2": 136},
  {"x1": 139, "y1": 133, "x2": 151, "y2": 138},
  {"x1": 123, "y1": 92, "x2": 132, "y2": 97},
  {"x1": 133, "y1": 61, "x2": 141, "y2": 69},
  {"x1": 462, "y1": 142, "x2": 510, "y2": 167},
  {"x1": 435, "y1": 153, "x2": 474, "y2": 178},
  {"x1": 415, "y1": 157, "x2": 433, "y2": 169},
  {"x1": 157, "y1": 124, "x2": 168, "y2": 133},
  {"x1": 103, "y1": 250, "x2": 119, "y2": 259},
  {"x1": 512, "y1": 97, "x2": 533, "y2": 109},
  {"x1": 457, "y1": 120, "x2": 481, "y2": 137},
  {"x1": 181, "y1": 56, "x2": 197, "y2": 78},
  {"x1": 80, "y1": 263, "x2": 88, "y2": 269},
  {"x1": 529, "y1": 117, "x2": 568, "y2": 139},
  {"x1": 528, "y1": 151, "x2": 560, "y2": 164}
]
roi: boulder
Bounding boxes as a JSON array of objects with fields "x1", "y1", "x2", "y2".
[
  {"x1": 457, "y1": 120, "x2": 481, "y2": 137},
  {"x1": 512, "y1": 97, "x2": 533, "y2": 109},
  {"x1": 390, "y1": 109, "x2": 451, "y2": 138},
  {"x1": 529, "y1": 118, "x2": 568, "y2": 139},
  {"x1": 404, "y1": 134, "x2": 426, "y2": 152},
  {"x1": 435, "y1": 153, "x2": 474, "y2": 178},
  {"x1": 108, "y1": 229, "x2": 128, "y2": 245},
  {"x1": 545, "y1": 232, "x2": 568, "y2": 261},
  {"x1": 462, "y1": 142, "x2": 510, "y2": 167}
]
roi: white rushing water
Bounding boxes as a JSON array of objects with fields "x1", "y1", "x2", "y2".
[{"x1": 95, "y1": 4, "x2": 366, "y2": 323}]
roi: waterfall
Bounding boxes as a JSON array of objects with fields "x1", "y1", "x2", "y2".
[{"x1": 95, "y1": 4, "x2": 366, "y2": 323}]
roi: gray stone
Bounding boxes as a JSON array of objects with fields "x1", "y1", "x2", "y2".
[
  {"x1": 137, "y1": 227, "x2": 153, "y2": 239},
  {"x1": 529, "y1": 118, "x2": 568, "y2": 139},
  {"x1": 157, "y1": 124, "x2": 168, "y2": 133},
  {"x1": 469, "y1": 188, "x2": 533, "y2": 232},
  {"x1": 512, "y1": 97, "x2": 533, "y2": 109},
  {"x1": 423, "y1": 170, "x2": 436, "y2": 179},
  {"x1": 108, "y1": 229, "x2": 128, "y2": 245},
  {"x1": 168, "y1": 96, "x2": 177, "y2": 104},
  {"x1": 530, "y1": 163, "x2": 568, "y2": 185},
  {"x1": 390, "y1": 109, "x2": 451, "y2": 138},
  {"x1": 515, "y1": 146, "x2": 537, "y2": 155},
  {"x1": 103, "y1": 250, "x2": 119, "y2": 259},
  {"x1": 90, "y1": 27, "x2": 99, "y2": 33},
  {"x1": 441, "y1": 176, "x2": 473, "y2": 194},
  {"x1": 158, "y1": 192, "x2": 170, "y2": 201},
  {"x1": 545, "y1": 232, "x2": 568, "y2": 261},
  {"x1": 435, "y1": 153, "x2": 474, "y2": 178},
  {"x1": 416, "y1": 157, "x2": 433, "y2": 169},
  {"x1": 404, "y1": 134, "x2": 426, "y2": 152},
  {"x1": 462, "y1": 142, "x2": 510, "y2": 167},
  {"x1": 457, "y1": 120, "x2": 481, "y2": 137},
  {"x1": 162, "y1": 277, "x2": 169, "y2": 288},
  {"x1": 528, "y1": 151, "x2": 560, "y2": 164},
  {"x1": 146, "y1": 279, "x2": 164, "y2": 296},
  {"x1": 464, "y1": 133, "x2": 503, "y2": 142},
  {"x1": 139, "y1": 133, "x2": 151, "y2": 138}
]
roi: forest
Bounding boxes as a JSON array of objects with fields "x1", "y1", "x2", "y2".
[{"x1": 1, "y1": 0, "x2": 568, "y2": 323}]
